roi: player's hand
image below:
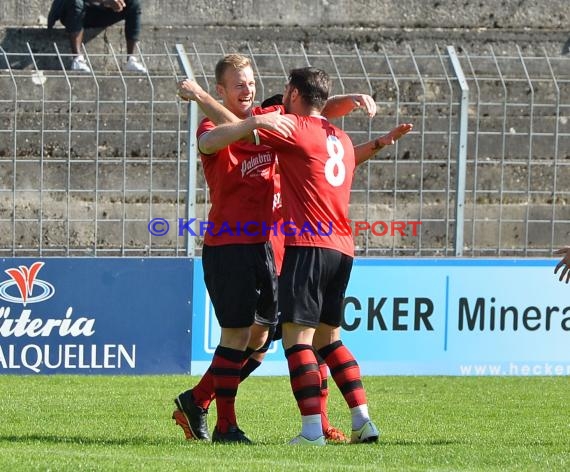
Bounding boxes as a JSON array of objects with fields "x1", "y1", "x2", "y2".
[
  {"x1": 104, "y1": 0, "x2": 125, "y2": 12},
  {"x1": 554, "y1": 247, "x2": 570, "y2": 283},
  {"x1": 352, "y1": 94, "x2": 377, "y2": 118},
  {"x1": 177, "y1": 79, "x2": 205, "y2": 102},
  {"x1": 376, "y1": 123, "x2": 414, "y2": 147},
  {"x1": 254, "y1": 111, "x2": 295, "y2": 138}
]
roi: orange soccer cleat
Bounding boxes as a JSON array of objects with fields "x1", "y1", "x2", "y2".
[{"x1": 324, "y1": 426, "x2": 348, "y2": 443}]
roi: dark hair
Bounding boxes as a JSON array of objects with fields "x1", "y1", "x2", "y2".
[
  {"x1": 287, "y1": 67, "x2": 331, "y2": 110},
  {"x1": 261, "y1": 94, "x2": 283, "y2": 108}
]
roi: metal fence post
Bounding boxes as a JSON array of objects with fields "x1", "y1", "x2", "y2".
[
  {"x1": 447, "y1": 46, "x2": 469, "y2": 256},
  {"x1": 175, "y1": 44, "x2": 199, "y2": 257}
]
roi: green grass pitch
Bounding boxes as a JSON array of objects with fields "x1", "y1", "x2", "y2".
[{"x1": 1, "y1": 375, "x2": 569, "y2": 471}]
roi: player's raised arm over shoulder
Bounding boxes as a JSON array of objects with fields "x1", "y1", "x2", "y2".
[
  {"x1": 322, "y1": 94, "x2": 377, "y2": 119},
  {"x1": 198, "y1": 111, "x2": 295, "y2": 155}
]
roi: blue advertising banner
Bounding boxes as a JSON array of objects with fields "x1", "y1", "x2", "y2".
[
  {"x1": 0, "y1": 258, "x2": 193, "y2": 374},
  {"x1": 191, "y1": 258, "x2": 569, "y2": 376}
]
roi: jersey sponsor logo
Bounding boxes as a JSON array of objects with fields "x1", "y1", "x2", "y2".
[{"x1": 241, "y1": 151, "x2": 274, "y2": 178}]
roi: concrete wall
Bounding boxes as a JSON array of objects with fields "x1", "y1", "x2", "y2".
[
  {"x1": 1, "y1": 0, "x2": 568, "y2": 58},
  {"x1": 2, "y1": 0, "x2": 569, "y2": 29}
]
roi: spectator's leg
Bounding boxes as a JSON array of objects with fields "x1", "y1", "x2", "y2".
[
  {"x1": 84, "y1": 0, "x2": 143, "y2": 55},
  {"x1": 82, "y1": 0, "x2": 146, "y2": 72},
  {"x1": 59, "y1": 0, "x2": 88, "y2": 55},
  {"x1": 69, "y1": 31, "x2": 84, "y2": 56},
  {"x1": 123, "y1": 0, "x2": 143, "y2": 55}
]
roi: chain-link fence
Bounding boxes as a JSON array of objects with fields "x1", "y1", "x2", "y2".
[{"x1": 0, "y1": 42, "x2": 568, "y2": 257}]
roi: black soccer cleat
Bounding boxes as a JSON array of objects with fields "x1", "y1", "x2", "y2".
[
  {"x1": 212, "y1": 425, "x2": 252, "y2": 444},
  {"x1": 173, "y1": 389, "x2": 210, "y2": 441}
]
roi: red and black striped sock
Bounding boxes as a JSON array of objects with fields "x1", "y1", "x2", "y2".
[
  {"x1": 193, "y1": 347, "x2": 257, "y2": 409},
  {"x1": 318, "y1": 340, "x2": 367, "y2": 408},
  {"x1": 316, "y1": 351, "x2": 330, "y2": 431},
  {"x1": 192, "y1": 367, "x2": 215, "y2": 409},
  {"x1": 285, "y1": 344, "x2": 321, "y2": 416},
  {"x1": 239, "y1": 347, "x2": 260, "y2": 381},
  {"x1": 212, "y1": 345, "x2": 244, "y2": 433},
  {"x1": 240, "y1": 358, "x2": 262, "y2": 381}
]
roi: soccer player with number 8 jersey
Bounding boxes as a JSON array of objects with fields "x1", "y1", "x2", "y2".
[
  {"x1": 261, "y1": 68, "x2": 377, "y2": 445},
  {"x1": 199, "y1": 67, "x2": 410, "y2": 445},
  {"x1": 173, "y1": 55, "x2": 391, "y2": 445}
]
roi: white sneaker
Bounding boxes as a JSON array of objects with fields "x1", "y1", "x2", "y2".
[
  {"x1": 288, "y1": 434, "x2": 326, "y2": 446},
  {"x1": 124, "y1": 56, "x2": 147, "y2": 73},
  {"x1": 71, "y1": 55, "x2": 91, "y2": 73},
  {"x1": 351, "y1": 420, "x2": 380, "y2": 443}
]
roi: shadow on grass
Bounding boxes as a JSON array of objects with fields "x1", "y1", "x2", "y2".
[
  {"x1": 0, "y1": 434, "x2": 465, "y2": 447},
  {"x1": 0, "y1": 433, "x2": 177, "y2": 447},
  {"x1": 10, "y1": 435, "x2": 550, "y2": 448}
]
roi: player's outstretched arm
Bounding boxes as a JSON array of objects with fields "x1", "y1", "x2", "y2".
[
  {"x1": 177, "y1": 79, "x2": 240, "y2": 125},
  {"x1": 354, "y1": 123, "x2": 413, "y2": 166},
  {"x1": 322, "y1": 94, "x2": 377, "y2": 119},
  {"x1": 554, "y1": 247, "x2": 570, "y2": 283}
]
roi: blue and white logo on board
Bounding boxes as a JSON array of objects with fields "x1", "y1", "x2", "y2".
[{"x1": 0, "y1": 262, "x2": 55, "y2": 306}]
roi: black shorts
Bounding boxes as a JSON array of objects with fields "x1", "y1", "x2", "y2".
[
  {"x1": 278, "y1": 246, "x2": 353, "y2": 328},
  {"x1": 202, "y1": 242, "x2": 278, "y2": 329}
]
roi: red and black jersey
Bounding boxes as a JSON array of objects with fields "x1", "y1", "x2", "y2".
[
  {"x1": 270, "y1": 174, "x2": 285, "y2": 275},
  {"x1": 198, "y1": 106, "x2": 279, "y2": 246},
  {"x1": 258, "y1": 114, "x2": 356, "y2": 257}
]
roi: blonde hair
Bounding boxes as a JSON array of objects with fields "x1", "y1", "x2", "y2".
[{"x1": 215, "y1": 54, "x2": 252, "y2": 84}]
